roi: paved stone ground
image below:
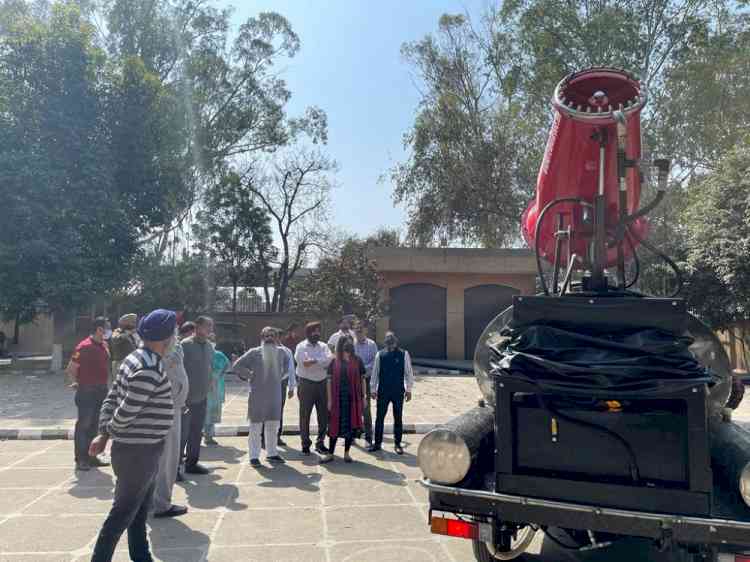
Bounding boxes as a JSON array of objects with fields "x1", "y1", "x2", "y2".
[
  {"x1": 0, "y1": 435, "x2": 482, "y2": 562},
  {"x1": 0, "y1": 436, "x2": 698, "y2": 562},
  {"x1": 0, "y1": 373, "x2": 481, "y2": 433}
]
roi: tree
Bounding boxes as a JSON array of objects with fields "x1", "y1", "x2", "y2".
[
  {"x1": 102, "y1": 1, "x2": 328, "y2": 251},
  {"x1": 392, "y1": 2, "x2": 735, "y2": 247},
  {"x1": 243, "y1": 145, "x2": 337, "y2": 312},
  {"x1": 681, "y1": 137, "x2": 750, "y2": 330},
  {"x1": 0, "y1": 2, "x2": 136, "y2": 325},
  {"x1": 113, "y1": 254, "x2": 211, "y2": 317},
  {"x1": 286, "y1": 229, "x2": 401, "y2": 323},
  {"x1": 390, "y1": 14, "x2": 536, "y2": 247},
  {"x1": 192, "y1": 170, "x2": 275, "y2": 317}
]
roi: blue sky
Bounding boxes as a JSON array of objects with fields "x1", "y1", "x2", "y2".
[{"x1": 220, "y1": 1, "x2": 487, "y2": 238}]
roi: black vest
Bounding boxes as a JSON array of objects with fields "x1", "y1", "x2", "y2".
[{"x1": 378, "y1": 348, "x2": 405, "y2": 395}]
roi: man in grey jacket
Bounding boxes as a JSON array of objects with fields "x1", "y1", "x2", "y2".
[
  {"x1": 152, "y1": 333, "x2": 189, "y2": 518},
  {"x1": 180, "y1": 316, "x2": 214, "y2": 474}
]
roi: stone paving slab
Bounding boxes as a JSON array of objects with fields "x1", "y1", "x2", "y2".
[
  {"x1": 0, "y1": 372, "x2": 482, "y2": 438},
  {"x1": 0, "y1": 436, "x2": 479, "y2": 562},
  {"x1": 0, "y1": 436, "x2": 712, "y2": 560}
]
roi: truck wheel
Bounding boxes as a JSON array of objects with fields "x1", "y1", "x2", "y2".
[
  {"x1": 472, "y1": 540, "x2": 494, "y2": 562},
  {"x1": 471, "y1": 527, "x2": 536, "y2": 560},
  {"x1": 727, "y1": 375, "x2": 745, "y2": 410}
]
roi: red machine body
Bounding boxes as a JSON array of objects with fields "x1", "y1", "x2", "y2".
[{"x1": 522, "y1": 68, "x2": 648, "y2": 267}]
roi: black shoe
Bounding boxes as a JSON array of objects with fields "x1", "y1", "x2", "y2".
[
  {"x1": 185, "y1": 463, "x2": 210, "y2": 475},
  {"x1": 394, "y1": 445, "x2": 404, "y2": 455},
  {"x1": 154, "y1": 505, "x2": 188, "y2": 518},
  {"x1": 204, "y1": 437, "x2": 218, "y2": 446},
  {"x1": 367, "y1": 444, "x2": 382, "y2": 453},
  {"x1": 88, "y1": 456, "x2": 110, "y2": 468},
  {"x1": 75, "y1": 461, "x2": 91, "y2": 471},
  {"x1": 267, "y1": 455, "x2": 286, "y2": 464},
  {"x1": 176, "y1": 471, "x2": 184, "y2": 482},
  {"x1": 250, "y1": 458, "x2": 261, "y2": 467},
  {"x1": 302, "y1": 447, "x2": 311, "y2": 456},
  {"x1": 277, "y1": 438, "x2": 287, "y2": 447},
  {"x1": 364, "y1": 436, "x2": 373, "y2": 445},
  {"x1": 315, "y1": 442, "x2": 329, "y2": 454}
]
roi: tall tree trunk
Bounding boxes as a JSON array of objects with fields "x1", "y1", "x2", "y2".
[
  {"x1": 232, "y1": 281, "x2": 238, "y2": 326},
  {"x1": 13, "y1": 311, "x2": 20, "y2": 345}
]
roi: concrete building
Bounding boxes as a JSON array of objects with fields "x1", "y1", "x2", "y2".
[{"x1": 369, "y1": 248, "x2": 537, "y2": 360}]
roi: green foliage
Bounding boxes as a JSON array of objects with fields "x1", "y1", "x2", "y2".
[
  {"x1": 0, "y1": 1, "x2": 136, "y2": 322},
  {"x1": 0, "y1": 0, "x2": 330, "y2": 328},
  {"x1": 108, "y1": 55, "x2": 191, "y2": 234},
  {"x1": 394, "y1": 1, "x2": 747, "y2": 247},
  {"x1": 192, "y1": 170, "x2": 275, "y2": 313},
  {"x1": 681, "y1": 137, "x2": 750, "y2": 328},
  {"x1": 286, "y1": 229, "x2": 401, "y2": 323},
  {"x1": 113, "y1": 254, "x2": 210, "y2": 317},
  {"x1": 391, "y1": 14, "x2": 537, "y2": 247}
]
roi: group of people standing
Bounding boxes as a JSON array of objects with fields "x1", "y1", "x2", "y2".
[
  {"x1": 233, "y1": 315, "x2": 415, "y2": 464},
  {"x1": 66, "y1": 310, "x2": 415, "y2": 562}
]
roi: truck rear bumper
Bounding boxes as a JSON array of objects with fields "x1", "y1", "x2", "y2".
[{"x1": 422, "y1": 479, "x2": 750, "y2": 549}]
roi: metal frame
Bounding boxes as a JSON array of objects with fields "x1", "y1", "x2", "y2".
[{"x1": 423, "y1": 479, "x2": 750, "y2": 549}]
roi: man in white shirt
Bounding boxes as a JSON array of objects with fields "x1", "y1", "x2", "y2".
[
  {"x1": 327, "y1": 315, "x2": 355, "y2": 352},
  {"x1": 296, "y1": 321, "x2": 334, "y2": 455},
  {"x1": 369, "y1": 331, "x2": 415, "y2": 455}
]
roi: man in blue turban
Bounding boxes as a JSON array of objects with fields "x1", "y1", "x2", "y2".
[{"x1": 89, "y1": 309, "x2": 177, "y2": 562}]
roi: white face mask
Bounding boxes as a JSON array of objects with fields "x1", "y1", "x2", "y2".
[{"x1": 104, "y1": 329, "x2": 113, "y2": 339}]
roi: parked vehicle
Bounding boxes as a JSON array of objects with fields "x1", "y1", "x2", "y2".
[{"x1": 418, "y1": 68, "x2": 750, "y2": 562}]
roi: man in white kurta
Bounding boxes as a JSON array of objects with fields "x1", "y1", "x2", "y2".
[
  {"x1": 234, "y1": 327, "x2": 287, "y2": 466},
  {"x1": 152, "y1": 338, "x2": 189, "y2": 517}
]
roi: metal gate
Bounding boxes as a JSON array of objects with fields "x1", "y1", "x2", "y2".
[
  {"x1": 389, "y1": 283, "x2": 447, "y2": 359},
  {"x1": 464, "y1": 284, "x2": 519, "y2": 360}
]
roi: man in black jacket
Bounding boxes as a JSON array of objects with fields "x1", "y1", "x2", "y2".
[{"x1": 368, "y1": 331, "x2": 415, "y2": 455}]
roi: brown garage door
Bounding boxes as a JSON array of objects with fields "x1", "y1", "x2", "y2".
[
  {"x1": 390, "y1": 283, "x2": 446, "y2": 359},
  {"x1": 464, "y1": 284, "x2": 519, "y2": 360}
]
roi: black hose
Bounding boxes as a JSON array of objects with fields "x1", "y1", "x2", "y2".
[
  {"x1": 624, "y1": 190, "x2": 666, "y2": 224},
  {"x1": 624, "y1": 231, "x2": 640, "y2": 289},
  {"x1": 537, "y1": 394, "x2": 641, "y2": 483},
  {"x1": 627, "y1": 224, "x2": 683, "y2": 297},
  {"x1": 535, "y1": 198, "x2": 592, "y2": 296}
]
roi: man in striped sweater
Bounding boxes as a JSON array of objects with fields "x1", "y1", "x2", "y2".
[{"x1": 88, "y1": 309, "x2": 177, "y2": 562}]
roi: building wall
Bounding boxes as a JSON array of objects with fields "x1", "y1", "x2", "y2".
[
  {"x1": 0, "y1": 313, "x2": 55, "y2": 355},
  {"x1": 377, "y1": 272, "x2": 536, "y2": 359}
]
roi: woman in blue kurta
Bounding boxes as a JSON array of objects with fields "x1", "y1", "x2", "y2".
[{"x1": 204, "y1": 337, "x2": 230, "y2": 445}]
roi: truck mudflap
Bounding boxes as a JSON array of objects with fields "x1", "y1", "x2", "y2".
[{"x1": 422, "y1": 479, "x2": 750, "y2": 550}]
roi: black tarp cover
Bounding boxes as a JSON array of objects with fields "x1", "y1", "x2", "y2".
[{"x1": 491, "y1": 324, "x2": 718, "y2": 396}]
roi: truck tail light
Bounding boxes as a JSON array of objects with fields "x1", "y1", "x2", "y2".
[
  {"x1": 430, "y1": 516, "x2": 478, "y2": 540},
  {"x1": 735, "y1": 556, "x2": 750, "y2": 562}
]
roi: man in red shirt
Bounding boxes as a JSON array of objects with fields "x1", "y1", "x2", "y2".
[{"x1": 66, "y1": 317, "x2": 112, "y2": 471}]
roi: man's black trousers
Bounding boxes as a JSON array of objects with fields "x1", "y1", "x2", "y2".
[
  {"x1": 91, "y1": 440, "x2": 164, "y2": 562},
  {"x1": 180, "y1": 399, "x2": 207, "y2": 467},
  {"x1": 74, "y1": 385, "x2": 107, "y2": 463},
  {"x1": 374, "y1": 391, "x2": 404, "y2": 447}
]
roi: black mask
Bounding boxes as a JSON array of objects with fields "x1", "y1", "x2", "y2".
[{"x1": 309, "y1": 334, "x2": 320, "y2": 344}]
